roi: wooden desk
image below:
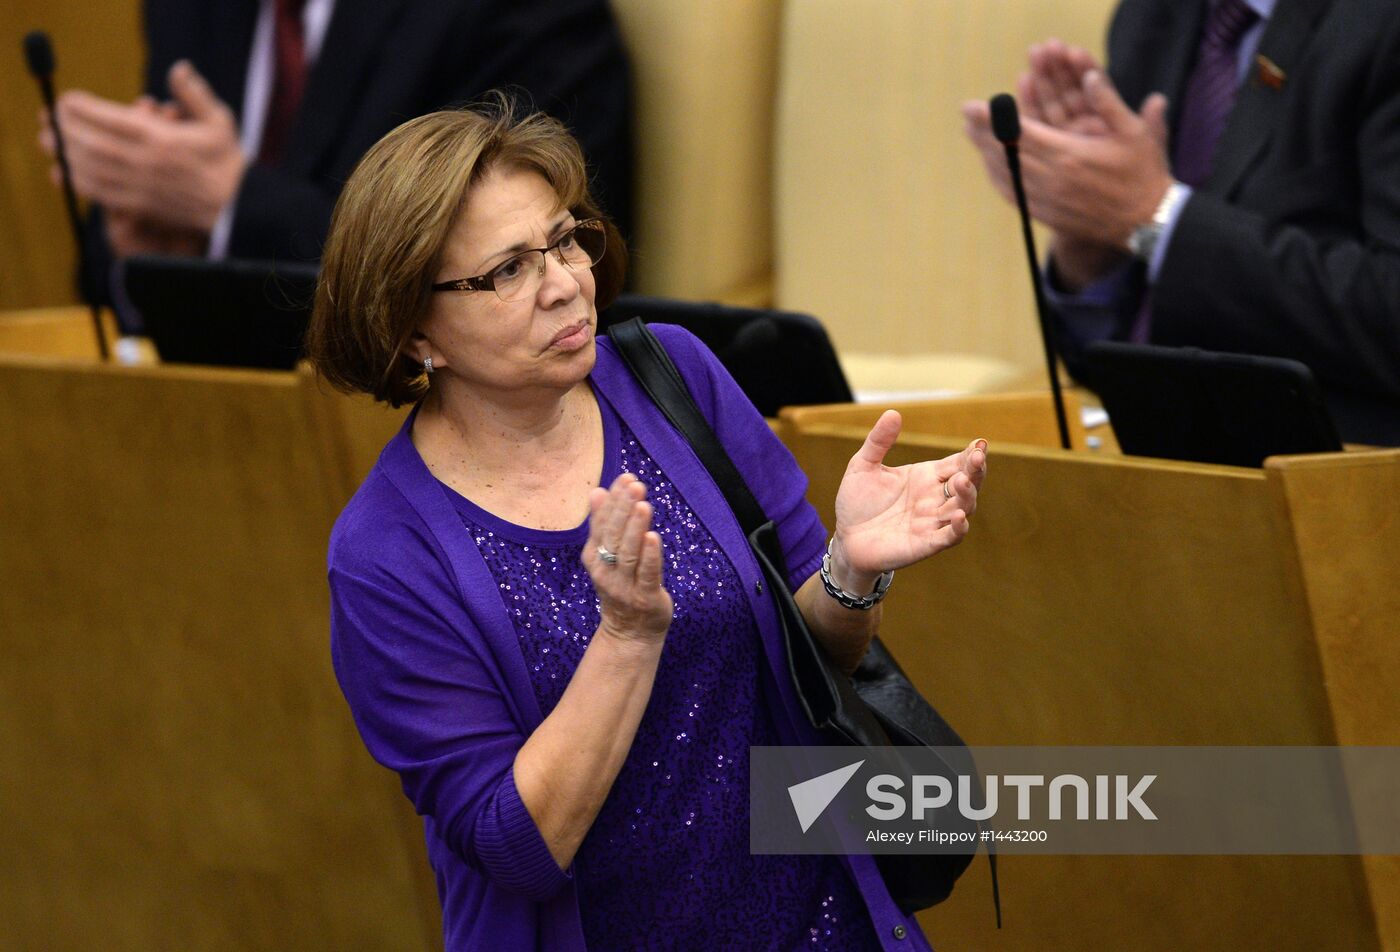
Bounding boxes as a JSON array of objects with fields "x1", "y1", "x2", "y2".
[
  {"x1": 781, "y1": 397, "x2": 1400, "y2": 951},
  {"x1": 0, "y1": 357, "x2": 436, "y2": 951}
]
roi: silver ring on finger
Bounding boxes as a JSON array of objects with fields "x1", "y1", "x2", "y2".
[
  {"x1": 942, "y1": 479, "x2": 955, "y2": 501},
  {"x1": 597, "y1": 544, "x2": 619, "y2": 565}
]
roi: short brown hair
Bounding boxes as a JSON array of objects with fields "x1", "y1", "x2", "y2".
[{"x1": 306, "y1": 97, "x2": 628, "y2": 406}]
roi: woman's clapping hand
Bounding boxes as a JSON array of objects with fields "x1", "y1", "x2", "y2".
[
  {"x1": 583, "y1": 473, "x2": 674, "y2": 645},
  {"x1": 831, "y1": 410, "x2": 988, "y2": 579}
]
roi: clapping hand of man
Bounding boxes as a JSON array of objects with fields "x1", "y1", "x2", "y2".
[
  {"x1": 1016, "y1": 39, "x2": 1112, "y2": 135},
  {"x1": 37, "y1": 60, "x2": 245, "y2": 258},
  {"x1": 961, "y1": 39, "x2": 1176, "y2": 290}
]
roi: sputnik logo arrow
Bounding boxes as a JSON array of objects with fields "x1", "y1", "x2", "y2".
[{"x1": 788, "y1": 760, "x2": 865, "y2": 833}]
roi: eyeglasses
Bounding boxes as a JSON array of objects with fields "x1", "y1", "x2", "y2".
[{"x1": 430, "y1": 218, "x2": 607, "y2": 303}]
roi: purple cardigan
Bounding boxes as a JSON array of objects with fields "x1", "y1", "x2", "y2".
[{"x1": 327, "y1": 325, "x2": 932, "y2": 951}]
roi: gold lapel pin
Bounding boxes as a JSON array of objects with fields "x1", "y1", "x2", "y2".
[{"x1": 1256, "y1": 55, "x2": 1286, "y2": 90}]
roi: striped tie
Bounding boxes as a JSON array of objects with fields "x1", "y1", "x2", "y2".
[{"x1": 1172, "y1": 0, "x2": 1260, "y2": 187}]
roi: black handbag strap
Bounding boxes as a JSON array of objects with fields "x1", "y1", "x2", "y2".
[{"x1": 608, "y1": 317, "x2": 770, "y2": 536}]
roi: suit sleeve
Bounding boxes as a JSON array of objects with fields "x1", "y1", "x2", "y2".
[
  {"x1": 226, "y1": 166, "x2": 338, "y2": 262},
  {"x1": 328, "y1": 517, "x2": 571, "y2": 901},
  {"x1": 1152, "y1": 73, "x2": 1400, "y2": 401}
]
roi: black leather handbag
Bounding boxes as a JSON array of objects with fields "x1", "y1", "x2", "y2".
[{"x1": 609, "y1": 318, "x2": 997, "y2": 920}]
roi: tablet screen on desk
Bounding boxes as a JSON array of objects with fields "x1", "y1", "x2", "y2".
[
  {"x1": 1084, "y1": 342, "x2": 1343, "y2": 467},
  {"x1": 123, "y1": 255, "x2": 318, "y2": 371}
]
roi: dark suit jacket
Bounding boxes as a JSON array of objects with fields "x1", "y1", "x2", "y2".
[
  {"x1": 137, "y1": 0, "x2": 633, "y2": 261},
  {"x1": 1063, "y1": 0, "x2": 1400, "y2": 443}
]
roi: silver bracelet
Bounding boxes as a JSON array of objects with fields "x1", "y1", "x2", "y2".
[{"x1": 819, "y1": 538, "x2": 893, "y2": 610}]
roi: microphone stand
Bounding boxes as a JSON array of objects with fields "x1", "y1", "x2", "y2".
[
  {"x1": 25, "y1": 31, "x2": 109, "y2": 361},
  {"x1": 991, "y1": 93, "x2": 1070, "y2": 451}
]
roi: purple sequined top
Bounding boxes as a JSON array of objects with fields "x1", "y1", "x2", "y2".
[{"x1": 445, "y1": 399, "x2": 875, "y2": 950}]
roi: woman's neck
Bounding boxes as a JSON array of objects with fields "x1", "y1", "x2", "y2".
[
  {"x1": 414, "y1": 378, "x2": 597, "y2": 483},
  {"x1": 435, "y1": 377, "x2": 577, "y2": 438},
  {"x1": 413, "y1": 378, "x2": 605, "y2": 531}
]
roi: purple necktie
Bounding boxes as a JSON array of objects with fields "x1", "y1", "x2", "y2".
[
  {"x1": 1130, "y1": 0, "x2": 1259, "y2": 342},
  {"x1": 1172, "y1": 0, "x2": 1260, "y2": 186}
]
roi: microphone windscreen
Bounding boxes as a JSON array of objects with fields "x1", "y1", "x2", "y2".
[
  {"x1": 989, "y1": 93, "x2": 1021, "y2": 144},
  {"x1": 23, "y1": 30, "x2": 55, "y2": 78}
]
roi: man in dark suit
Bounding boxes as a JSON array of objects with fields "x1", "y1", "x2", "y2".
[
  {"x1": 42, "y1": 0, "x2": 632, "y2": 269},
  {"x1": 963, "y1": 0, "x2": 1400, "y2": 444}
]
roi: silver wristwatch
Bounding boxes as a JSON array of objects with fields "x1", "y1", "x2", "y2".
[{"x1": 1127, "y1": 181, "x2": 1189, "y2": 263}]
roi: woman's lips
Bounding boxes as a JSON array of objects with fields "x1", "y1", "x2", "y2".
[{"x1": 549, "y1": 320, "x2": 591, "y2": 351}]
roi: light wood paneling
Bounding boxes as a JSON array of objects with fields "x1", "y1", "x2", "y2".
[
  {"x1": 775, "y1": 0, "x2": 1119, "y2": 374},
  {"x1": 0, "y1": 358, "x2": 440, "y2": 950},
  {"x1": 1267, "y1": 450, "x2": 1400, "y2": 950},
  {"x1": 0, "y1": 305, "x2": 111, "y2": 359},
  {"x1": 611, "y1": 0, "x2": 783, "y2": 305},
  {"x1": 778, "y1": 390, "x2": 1088, "y2": 451}
]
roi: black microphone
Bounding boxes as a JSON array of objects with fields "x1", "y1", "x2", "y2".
[
  {"x1": 989, "y1": 92, "x2": 1070, "y2": 451},
  {"x1": 24, "y1": 29, "x2": 109, "y2": 361}
]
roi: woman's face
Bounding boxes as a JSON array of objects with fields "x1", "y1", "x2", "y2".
[{"x1": 414, "y1": 165, "x2": 599, "y2": 401}]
